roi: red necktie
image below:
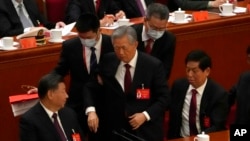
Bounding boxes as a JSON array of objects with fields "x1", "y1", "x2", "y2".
[
  {"x1": 189, "y1": 89, "x2": 198, "y2": 136},
  {"x1": 95, "y1": 0, "x2": 101, "y2": 13},
  {"x1": 145, "y1": 38, "x2": 153, "y2": 54},
  {"x1": 124, "y1": 64, "x2": 131, "y2": 94},
  {"x1": 52, "y1": 113, "x2": 67, "y2": 141}
]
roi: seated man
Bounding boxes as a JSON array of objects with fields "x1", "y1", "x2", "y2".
[
  {"x1": 132, "y1": 3, "x2": 176, "y2": 81},
  {"x1": 20, "y1": 73, "x2": 84, "y2": 141},
  {"x1": 167, "y1": 0, "x2": 226, "y2": 12},
  {"x1": 168, "y1": 50, "x2": 229, "y2": 139},
  {"x1": 65, "y1": 0, "x2": 125, "y2": 26},
  {"x1": 114, "y1": 0, "x2": 155, "y2": 18},
  {"x1": 0, "y1": 0, "x2": 65, "y2": 37}
]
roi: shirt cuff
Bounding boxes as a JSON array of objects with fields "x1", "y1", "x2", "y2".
[
  {"x1": 143, "y1": 111, "x2": 150, "y2": 121},
  {"x1": 85, "y1": 106, "x2": 96, "y2": 115}
]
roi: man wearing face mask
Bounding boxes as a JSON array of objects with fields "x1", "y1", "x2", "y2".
[
  {"x1": 132, "y1": 3, "x2": 176, "y2": 81},
  {"x1": 51, "y1": 13, "x2": 114, "y2": 141}
]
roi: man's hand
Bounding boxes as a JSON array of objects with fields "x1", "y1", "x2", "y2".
[
  {"x1": 87, "y1": 112, "x2": 99, "y2": 133},
  {"x1": 129, "y1": 113, "x2": 146, "y2": 130},
  {"x1": 115, "y1": 10, "x2": 126, "y2": 20},
  {"x1": 100, "y1": 14, "x2": 115, "y2": 27}
]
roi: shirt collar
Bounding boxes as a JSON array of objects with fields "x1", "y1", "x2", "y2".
[
  {"x1": 188, "y1": 78, "x2": 208, "y2": 96},
  {"x1": 142, "y1": 25, "x2": 150, "y2": 42},
  {"x1": 40, "y1": 101, "x2": 58, "y2": 119},
  {"x1": 121, "y1": 50, "x2": 138, "y2": 69}
]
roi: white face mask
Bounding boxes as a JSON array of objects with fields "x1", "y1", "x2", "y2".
[
  {"x1": 80, "y1": 37, "x2": 97, "y2": 47},
  {"x1": 147, "y1": 27, "x2": 165, "y2": 40}
]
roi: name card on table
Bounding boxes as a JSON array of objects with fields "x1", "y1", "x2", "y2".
[
  {"x1": 9, "y1": 93, "x2": 39, "y2": 117},
  {"x1": 192, "y1": 11, "x2": 208, "y2": 22}
]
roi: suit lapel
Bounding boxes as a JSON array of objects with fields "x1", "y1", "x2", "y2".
[
  {"x1": 111, "y1": 59, "x2": 125, "y2": 96},
  {"x1": 59, "y1": 109, "x2": 73, "y2": 141},
  {"x1": 35, "y1": 103, "x2": 61, "y2": 141},
  {"x1": 199, "y1": 79, "x2": 210, "y2": 115},
  {"x1": 7, "y1": 1, "x2": 21, "y2": 24}
]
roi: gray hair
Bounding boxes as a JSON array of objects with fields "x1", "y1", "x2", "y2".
[
  {"x1": 111, "y1": 25, "x2": 137, "y2": 44},
  {"x1": 146, "y1": 3, "x2": 170, "y2": 20}
]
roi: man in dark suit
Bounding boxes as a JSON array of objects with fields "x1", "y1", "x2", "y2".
[
  {"x1": 132, "y1": 3, "x2": 176, "y2": 81},
  {"x1": 0, "y1": 0, "x2": 65, "y2": 37},
  {"x1": 229, "y1": 46, "x2": 250, "y2": 124},
  {"x1": 168, "y1": 50, "x2": 229, "y2": 139},
  {"x1": 233, "y1": 72, "x2": 250, "y2": 124},
  {"x1": 84, "y1": 26, "x2": 170, "y2": 141},
  {"x1": 65, "y1": 0, "x2": 125, "y2": 26},
  {"x1": 114, "y1": 0, "x2": 155, "y2": 18},
  {"x1": 52, "y1": 13, "x2": 114, "y2": 141},
  {"x1": 167, "y1": 0, "x2": 226, "y2": 12},
  {"x1": 20, "y1": 73, "x2": 84, "y2": 141}
]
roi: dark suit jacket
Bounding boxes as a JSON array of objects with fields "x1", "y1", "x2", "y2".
[
  {"x1": 114, "y1": 0, "x2": 155, "y2": 18},
  {"x1": 65, "y1": 0, "x2": 120, "y2": 24},
  {"x1": 233, "y1": 71, "x2": 250, "y2": 124},
  {"x1": 52, "y1": 34, "x2": 113, "y2": 112},
  {"x1": 20, "y1": 103, "x2": 84, "y2": 141},
  {"x1": 85, "y1": 51, "x2": 170, "y2": 141},
  {"x1": 132, "y1": 24, "x2": 176, "y2": 81},
  {"x1": 167, "y1": 0, "x2": 210, "y2": 12},
  {"x1": 168, "y1": 78, "x2": 229, "y2": 139},
  {"x1": 0, "y1": 0, "x2": 55, "y2": 37}
]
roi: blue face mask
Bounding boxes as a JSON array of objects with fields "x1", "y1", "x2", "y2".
[
  {"x1": 147, "y1": 27, "x2": 164, "y2": 40},
  {"x1": 80, "y1": 37, "x2": 97, "y2": 47}
]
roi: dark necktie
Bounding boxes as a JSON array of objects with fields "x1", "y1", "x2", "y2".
[
  {"x1": 95, "y1": 0, "x2": 101, "y2": 13},
  {"x1": 124, "y1": 64, "x2": 131, "y2": 94},
  {"x1": 17, "y1": 2, "x2": 32, "y2": 28},
  {"x1": 189, "y1": 89, "x2": 198, "y2": 136},
  {"x1": 90, "y1": 47, "x2": 97, "y2": 75},
  {"x1": 145, "y1": 38, "x2": 153, "y2": 54},
  {"x1": 52, "y1": 113, "x2": 67, "y2": 141},
  {"x1": 136, "y1": 0, "x2": 145, "y2": 16}
]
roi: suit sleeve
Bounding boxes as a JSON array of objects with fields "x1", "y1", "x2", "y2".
[
  {"x1": 64, "y1": 0, "x2": 82, "y2": 24},
  {"x1": 204, "y1": 90, "x2": 229, "y2": 133},
  {"x1": 20, "y1": 116, "x2": 39, "y2": 141},
  {"x1": 174, "y1": 0, "x2": 209, "y2": 10},
  {"x1": 145, "y1": 62, "x2": 170, "y2": 121},
  {"x1": 0, "y1": 13, "x2": 23, "y2": 37},
  {"x1": 51, "y1": 42, "x2": 70, "y2": 76},
  {"x1": 161, "y1": 32, "x2": 176, "y2": 81}
]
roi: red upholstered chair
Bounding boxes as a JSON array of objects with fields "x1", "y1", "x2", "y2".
[
  {"x1": 226, "y1": 103, "x2": 237, "y2": 129},
  {"x1": 44, "y1": 0, "x2": 68, "y2": 22},
  {"x1": 163, "y1": 111, "x2": 170, "y2": 141}
]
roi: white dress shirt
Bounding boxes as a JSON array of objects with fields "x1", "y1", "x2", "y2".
[{"x1": 180, "y1": 79, "x2": 207, "y2": 137}]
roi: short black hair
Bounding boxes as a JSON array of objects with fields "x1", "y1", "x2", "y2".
[
  {"x1": 75, "y1": 13, "x2": 100, "y2": 33},
  {"x1": 38, "y1": 73, "x2": 64, "y2": 99},
  {"x1": 146, "y1": 3, "x2": 170, "y2": 20},
  {"x1": 185, "y1": 50, "x2": 212, "y2": 71}
]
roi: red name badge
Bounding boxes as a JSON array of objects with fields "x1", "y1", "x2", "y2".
[
  {"x1": 136, "y1": 89, "x2": 150, "y2": 99},
  {"x1": 72, "y1": 133, "x2": 81, "y2": 141}
]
